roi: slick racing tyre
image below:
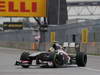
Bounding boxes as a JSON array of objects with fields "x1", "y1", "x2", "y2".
[
  {"x1": 53, "y1": 53, "x2": 64, "y2": 68},
  {"x1": 20, "y1": 52, "x2": 30, "y2": 60},
  {"x1": 20, "y1": 52, "x2": 31, "y2": 68},
  {"x1": 21, "y1": 65, "x2": 30, "y2": 68},
  {"x1": 76, "y1": 52, "x2": 87, "y2": 67}
]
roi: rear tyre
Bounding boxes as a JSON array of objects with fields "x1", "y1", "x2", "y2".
[{"x1": 76, "y1": 52, "x2": 87, "y2": 67}]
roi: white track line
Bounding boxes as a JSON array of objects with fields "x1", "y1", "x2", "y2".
[{"x1": 80, "y1": 67, "x2": 100, "y2": 72}]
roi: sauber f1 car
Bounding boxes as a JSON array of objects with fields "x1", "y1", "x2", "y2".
[{"x1": 15, "y1": 50, "x2": 87, "y2": 68}]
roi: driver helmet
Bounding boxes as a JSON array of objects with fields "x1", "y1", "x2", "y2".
[{"x1": 52, "y1": 41, "x2": 62, "y2": 50}]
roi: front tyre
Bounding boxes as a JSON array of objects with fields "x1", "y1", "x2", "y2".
[
  {"x1": 76, "y1": 52, "x2": 87, "y2": 67},
  {"x1": 22, "y1": 65, "x2": 29, "y2": 68},
  {"x1": 20, "y1": 52, "x2": 30, "y2": 60},
  {"x1": 53, "y1": 53, "x2": 64, "y2": 68},
  {"x1": 20, "y1": 52, "x2": 31, "y2": 68}
]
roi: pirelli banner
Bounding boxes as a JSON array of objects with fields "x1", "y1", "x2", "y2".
[{"x1": 0, "y1": 0, "x2": 46, "y2": 17}]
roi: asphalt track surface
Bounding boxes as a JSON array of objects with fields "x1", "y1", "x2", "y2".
[{"x1": 0, "y1": 47, "x2": 100, "y2": 75}]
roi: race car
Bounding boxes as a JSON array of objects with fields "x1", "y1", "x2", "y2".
[{"x1": 15, "y1": 50, "x2": 87, "y2": 68}]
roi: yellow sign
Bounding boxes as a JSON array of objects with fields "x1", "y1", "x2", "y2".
[
  {"x1": 50, "y1": 32, "x2": 55, "y2": 42},
  {"x1": 3, "y1": 22, "x2": 23, "y2": 30},
  {"x1": 0, "y1": 0, "x2": 46, "y2": 17},
  {"x1": 82, "y1": 28, "x2": 88, "y2": 44}
]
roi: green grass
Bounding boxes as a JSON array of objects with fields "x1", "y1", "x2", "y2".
[
  {"x1": 0, "y1": 45, "x2": 16, "y2": 48},
  {"x1": 88, "y1": 53, "x2": 100, "y2": 56}
]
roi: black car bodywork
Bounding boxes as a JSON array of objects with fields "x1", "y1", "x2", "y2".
[{"x1": 15, "y1": 50, "x2": 87, "y2": 68}]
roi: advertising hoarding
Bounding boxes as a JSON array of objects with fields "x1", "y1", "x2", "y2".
[{"x1": 0, "y1": 0, "x2": 46, "y2": 17}]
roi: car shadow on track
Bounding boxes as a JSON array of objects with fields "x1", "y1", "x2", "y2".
[{"x1": 15, "y1": 65, "x2": 78, "y2": 70}]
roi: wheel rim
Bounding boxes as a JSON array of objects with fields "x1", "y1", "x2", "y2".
[{"x1": 54, "y1": 53, "x2": 64, "y2": 65}]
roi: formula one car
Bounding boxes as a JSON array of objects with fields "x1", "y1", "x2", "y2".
[{"x1": 15, "y1": 50, "x2": 87, "y2": 68}]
